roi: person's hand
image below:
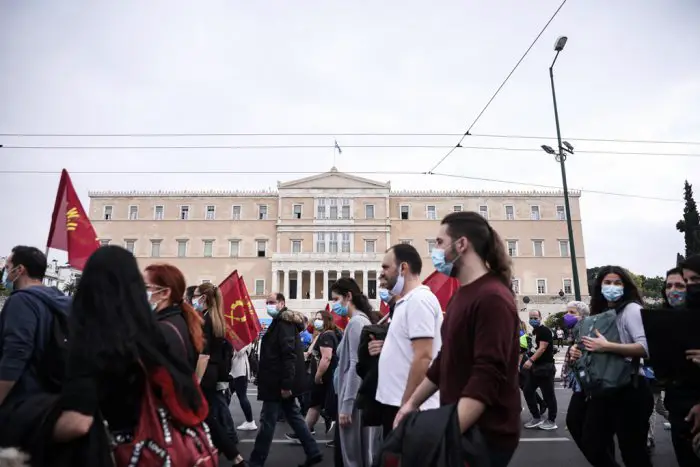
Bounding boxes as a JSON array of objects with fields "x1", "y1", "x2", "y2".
[
  {"x1": 393, "y1": 400, "x2": 417, "y2": 429},
  {"x1": 339, "y1": 413, "x2": 352, "y2": 427},
  {"x1": 686, "y1": 349, "x2": 700, "y2": 366},
  {"x1": 569, "y1": 344, "x2": 582, "y2": 361},
  {"x1": 314, "y1": 373, "x2": 323, "y2": 385},
  {"x1": 686, "y1": 404, "x2": 700, "y2": 434},
  {"x1": 368, "y1": 336, "x2": 384, "y2": 357},
  {"x1": 281, "y1": 389, "x2": 292, "y2": 399},
  {"x1": 522, "y1": 359, "x2": 533, "y2": 370},
  {"x1": 582, "y1": 330, "x2": 609, "y2": 352}
]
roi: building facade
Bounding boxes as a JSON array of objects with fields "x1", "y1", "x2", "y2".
[{"x1": 88, "y1": 168, "x2": 588, "y2": 316}]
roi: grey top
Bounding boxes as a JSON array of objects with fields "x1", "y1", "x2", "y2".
[
  {"x1": 336, "y1": 311, "x2": 370, "y2": 415},
  {"x1": 614, "y1": 302, "x2": 648, "y2": 372}
]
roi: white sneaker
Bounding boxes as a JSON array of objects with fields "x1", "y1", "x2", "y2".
[
  {"x1": 524, "y1": 418, "x2": 543, "y2": 429},
  {"x1": 539, "y1": 420, "x2": 558, "y2": 431},
  {"x1": 237, "y1": 421, "x2": 258, "y2": 431}
]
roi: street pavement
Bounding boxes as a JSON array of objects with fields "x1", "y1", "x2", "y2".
[{"x1": 224, "y1": 383, "x2": 680, "y2": 466}]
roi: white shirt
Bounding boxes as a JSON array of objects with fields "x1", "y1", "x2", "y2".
[
  {"x1": 230, "y1": 344, "x2": 251, "y2": 378},
  {"x1": 376, "y1": 285, "x2": 443, "y2": 409}
]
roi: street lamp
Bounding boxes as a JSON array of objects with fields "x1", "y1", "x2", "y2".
[{"x1": 544, "y1": 35, "x2": 582, "y2": 301}]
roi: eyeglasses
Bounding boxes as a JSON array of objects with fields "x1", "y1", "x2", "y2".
[{"x1": 265, "y1": 301, "x2": 276, "y2": 305}]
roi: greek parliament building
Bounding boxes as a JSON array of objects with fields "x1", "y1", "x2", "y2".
[{"x1": 88, "y1": 168, "x2": 588, "y2": 316}]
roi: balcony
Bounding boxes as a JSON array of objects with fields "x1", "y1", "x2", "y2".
[{"x1": 271, "y1": 252, "x2": 382, "y2": 263}]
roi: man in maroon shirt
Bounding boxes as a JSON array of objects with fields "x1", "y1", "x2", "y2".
[{"x1": 395, "y1": 211, "x2": 521, "y2": 467}]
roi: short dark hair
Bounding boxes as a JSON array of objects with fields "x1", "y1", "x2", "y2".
[
  {"x1": 10, "y1": 246, "x2": 47, "y2": 280},
  {"x1": 185, "y1": 285, "x2": 197, "y2": 303},
  {"x1": 276, "y1": 293, "x2": 286, "y2": 303},
  {"x1": 389, "y1": 243, "x2": 422, "y2": 275}
]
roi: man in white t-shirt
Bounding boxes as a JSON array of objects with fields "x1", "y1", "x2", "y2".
[{"x1": 373, "y1": 243, "x2": 443, "y2": 437}]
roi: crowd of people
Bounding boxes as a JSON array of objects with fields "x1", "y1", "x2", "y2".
[{"x1": 0, "y1": 210, "x2": 700, "y2": 466}]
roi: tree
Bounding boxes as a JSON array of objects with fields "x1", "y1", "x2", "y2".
[
  {"x1": 545, "y1": 311, "x2": 565, "y2": 330},
  {"x1": 62, "y1": 281, "x2": 77, "y2": 296},
  {"x1": 676, "y1": 180, "x2": 700, "y2": 259}
]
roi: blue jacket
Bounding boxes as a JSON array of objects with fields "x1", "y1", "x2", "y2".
[{"x1": 0, "y1": 286, "x2": 71, "y2": 404}]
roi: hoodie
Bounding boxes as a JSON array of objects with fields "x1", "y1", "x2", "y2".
[{"x1": 0, "y1": 286, "x2": 71, "y2": 404}]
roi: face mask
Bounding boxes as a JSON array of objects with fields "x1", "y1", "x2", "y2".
[
  {"x1": 267, "y1": 304, "x2": 279, "y2": 318},
  {"x1": 562, "y1": 314, "x2": 578, "y2": 329},
  {"x1": 192, "y1": 299, "x2": 205, "y2": 312},
  {"x1": 686, "y1": 284, "x2": 700, "y2": 308},
  {"x1": 529, "y1": 318, "x2": 541, "y2": 328},
  {"x1": 2, "y1": 267, "x2": 16, "y2": 292},
  {"x1": 431, "y1": 249, "x2": 454, "y2": 276},
  {"x1": 332, "y1": 301, "x2": 348, "y2": 317},
  {"x1": 390, "y1": 270, "x2": 405, "y2": 296},
  {"x1": 378, "y1": 288, "x2": 391, "y2": 303},
  {"x1": 314, "y1": 319, "x2": 324, "y2": 331},
  {"x1": 667, "y1": 289, "x2": 686, "y2": 308},
  {"x1": 601, "y1": 284, "x2": 624, "y2": 302}
]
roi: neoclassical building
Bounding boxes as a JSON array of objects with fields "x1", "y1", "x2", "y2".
[{"x1": 89, "y1": 168, "x2": 588, "y2": 314}]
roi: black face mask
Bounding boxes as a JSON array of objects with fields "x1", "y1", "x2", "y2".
[{"x1": 686, "y1": 283, "x2": 700, "y2": 309}]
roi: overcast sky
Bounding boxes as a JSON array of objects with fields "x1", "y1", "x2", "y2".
[{"x1": 1, "y1": 0, "x2": 699, "y2": 277}]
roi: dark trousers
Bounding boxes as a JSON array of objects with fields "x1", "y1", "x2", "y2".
[
  {"x1": 380, "y1": 403, "x2": 400, "y2": 439},
  {"x1": 668, "y1": 409, "x2": 700, "y2": 467},
  {"x1": 519, "y1": 369, "x2": 545, "y2": 418},
  {"x1": 230, "y1": 376, "x2": 254, "y2": 423},
  {"x1": 488, "y1": 446, "x2": 516, "y2": 467},
  {"x1": 204, "y1": 388, "x2": 240, "y2": 460},
  {"x1": 249, "y1": 398, "x2": 321, "y2": 467},
  {"x1": 523, "y1": 366, "x2": 557, "y2": 421},
  {"x1": 566, "y1": 382, "x2": 654, "y2": 467}
]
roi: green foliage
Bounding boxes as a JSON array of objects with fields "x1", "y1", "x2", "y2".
[
  {"x1": 545, "y1": 311, "x2": 566, "y2": 330},
  {"x1": 676, "y1": 180, "x2": 700, "y2": 258},
  {"x1": 0, "y1": 283, "x2": 10, "y2": 297}
]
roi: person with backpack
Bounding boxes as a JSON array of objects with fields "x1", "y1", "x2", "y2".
[
  {"x1": 567, "y1": 265, "x2": 653, "y2": 467},
  {"x1": 193, "y1": 282, "x2": 245, "y2": 466}
]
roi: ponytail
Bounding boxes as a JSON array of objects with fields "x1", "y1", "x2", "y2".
[
  {"x1": 199, "y1": 282, "x2": 226, "y2": 339},
  {"x1": 484, "y1": 225, "x2": 513, "y2": 289}
]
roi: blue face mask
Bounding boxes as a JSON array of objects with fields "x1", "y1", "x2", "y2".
[
  {"x1": 378, "y1": 288, "x2": 391, "y2": 303},
  {"x1": 2, "y1": 267, "x2": 16, "y2": 293},
  {"x1": 192, "y1": 299, "x2": 205, "y2": 313},
  {"x1": 267, "y1": 304, "x2": 279, "y2": 318},
  {"x1": 602, "y1": 284, "x2": 624, "y2": 302},
  {"x1": 529, "y1": 319, "x2": 541, "y2": 328},
  {"x1": 331, "y1": 301, "x2": 348, "y2": 317},
  {"x1": 431, "y1": 249, "x2": 454, "y2": 276},
  {"x1": 667, "y1": 289, "x2": 686, "y2": 308},
  {"x1": 313, "y1": 319, "x2": 324, "y2": 331}
]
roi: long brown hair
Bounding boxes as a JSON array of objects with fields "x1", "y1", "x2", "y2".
[
  {"x1": 198, "y1": 282, "x2": 225, "y2": 339},
  {"x1": 317, "y1": 309, "x2": 338, "y2": 333},
  {"x1": 144, "y1": 263, "x2": 204, "y2": 353}
]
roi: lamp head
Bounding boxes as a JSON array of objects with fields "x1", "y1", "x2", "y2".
[
  {"x1": 563, "y1": 141, "x2": 574, "y2": 153},
  {"x1": 554, "y1": 36, "x2": 568, "y2": 52},
  {"x1": 541, "y1": 145, "x2": 556, "y2": 155}
]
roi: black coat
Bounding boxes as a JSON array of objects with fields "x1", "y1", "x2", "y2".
[
  {"x1": 156, "y1": 305, "x2": 198, "y2": 372},
  {"x1": 356, "y1": 324, "x2": 388, "y2": 426},
  {"x1": 256, "y1": 308, "x2": 308, "y2": 401}
]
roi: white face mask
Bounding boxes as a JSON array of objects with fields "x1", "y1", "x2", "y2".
[
  {"x1": 390, "y1": 270, "x2": 405, "y2": 296},
  {"x1": 313, "y1": 319, "x2": 324, "y2": 331}
]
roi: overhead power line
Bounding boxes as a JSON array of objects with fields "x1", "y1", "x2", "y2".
[
  {"x1": 0, "y1": 132, "x2": 698, "y2": 145},
  {"x1": 0, "y1": 168, "x2": 679, "y2": 202},
  {"x1": 427, "y1": 0, "x2": 569, "y2": 173}
]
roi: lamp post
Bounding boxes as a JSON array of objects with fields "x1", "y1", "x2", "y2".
[{"x1": 543, "y1": 35, "x2": 581, "y2": 301}]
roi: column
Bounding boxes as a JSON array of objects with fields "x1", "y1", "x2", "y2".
[
  {"x1": 362, "y1": 269, "x2": 369, "y2": 295},
  {"x1": 271, "y1": 268, "x2": 278, "y2": 294},
  {"x1": 323, "y1": 269, "x2": 329, "y2": 301},
  {"x1": 283, "y1": 269, "x2": 289, "y2": 298},
  {"x1": 296, "y1": 270, "x2": 303, "y2": 300},
  {"x1": 310, "y1": 270, "x2": 316, "y2": 300}
]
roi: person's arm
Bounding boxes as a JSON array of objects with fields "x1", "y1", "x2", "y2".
[
  {"x1": 523, "y1": 328, "x2": 550, "y2": 369},
  {"x1": 409, "y1": 353, "x2": 441, "y2": 408},
  {"x1": 340, "y1": 321, "x2": 364, "y2": 416},
  {"x1": 401, "y1": 295, "x2": 439, "y2": 404},
  {"x1": 316, "y1": 333, "x2": 334, "y2": 379},
  {"x1": 401, "y1": 338, "x2": 433, "y2": 404},
  {"x1": 582, "y1": 304, "x2": 648, "y2": 358},
  {"x1": 0, "y1": 295, "x2": 39, "y2": 406}
]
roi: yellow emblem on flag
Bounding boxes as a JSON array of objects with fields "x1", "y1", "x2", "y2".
[
  {"x1": 225, "y1": 300, "x2": 247, "y2": 323},
  {"x1": 66, "y1": 207, "x2": 80, "y2": 231}
]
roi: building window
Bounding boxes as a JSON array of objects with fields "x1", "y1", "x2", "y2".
[
  {"x1": 329, "y1": 232, "x2": 338, "y2": 253},
  {"x1": 507, "y1": 240, "x2": 518, "y2": 257},
  {"x1": 505, "y1": 205, "x2": 514, "y2": 220},
  {"x1": 99, "y1": 239, "x2": 111, "y2": 246},
  {"x1": 530, "y1": 205, "x2": 540, "y2": 220},
  {"x1": 256, "y1": 240, "x2": 266, "y2": 257},
  {"x1": 180, "y1": 206, "x2": 190, "y2": 220},
  {"x1": 292, "y1": 240, "x2": 302, "y2": 253},
  {"x1": 559, "y1": 240, "x2": 570, "y2": 257},
  {"x1": 536, "y1": 279, "x2": 547, "y2": 294},
  {"x1": 329, "y1": 199, "x2": 338, "y2": 219},
  {"x1": 563, "y1": 278, "x2": 573, "y2": 294},
  {"x1": 365, "y1": 204, "x2": 375, "y2": 219},
  {"x1": 154, "y1": 205, "x2": 164, "y2": 220},
  {"x1": 150, "y1": 240, "x2": 161, "y2": 258},
  {"x1": 341, "y1": 199, "x2": 350, "y2": 219},
  {"x1": 317, "y1": 199, "x2": 326, "y2": 219},
  {"x1": 203, "y1": 240, "x2": 214, "y2": 257},
  {"x1": 104, "y1": 206, "x2": 113, "y2": 220},
  {"x1": 232, "y1": 205, "x2": 241, "y2": 220},
  {"x1": 255, "y1": 279, "x2": 265, "y2": 296},
  {"x1": 533, "y1": 240, "x2": 544, "y2": 257},
  {"x1": 399, "y1": 239, "x2": 412, "y2": 245},
  {"x1": 341, "y1": 233, "x2": 351, "y2": 252},
  {"x1": 206, "y1": 205, "x2": 215, "y2": 220},
  {"x1": 365, "y1": 240, "x2": 376, "y2": 253},
  {"x1": 453, "y1": 205, "x2": 463, "y2": 212},
  {"x1": 229, "y1": 240, "x2": 240, "y2": 257},
  {"x1": 479, "y1": 205, "x2": 489, "y2": 219},
  {"x1": 427, "y1": 240, "x2": 436, "y2": 255},
  {"x1": 426, "y1": 205, "x2": 437, "y2": 220},
  {"x1": 177, "y1": 240, "x2": 188, "y2": 257},
  {"x1": 556, "y1": 205, "x2": 566, "y2": 220},
  {"x1": 124, "y1": 240, "x2": 135, "y2": 254},
  {"x1": 293, "y1": 204, "x2": 302, "y2": 219},
  {"x1": 316, "y1": 232, "x2": 326, "y2": 253},
  {"x1": 128, "y1": 205, "x2": 138, "y2": 220},
  {"x1": 400, "y1": 205, "x2": 410, "y2": 220},
  {"x1": 258, "y1": 205, "x2": 268, "y2": 220},
  {"x1": 511, "y1": 279, "x2": 520, "y2": 294}
]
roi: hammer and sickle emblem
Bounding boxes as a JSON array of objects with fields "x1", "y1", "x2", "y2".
[
  {"x1": 225, "y1": 300, "x2": 247, "y2": 323},
  {"x1": 66, "y1": 207, "x2": 80, "y2": 232}
]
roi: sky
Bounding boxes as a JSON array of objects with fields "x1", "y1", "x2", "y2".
[{"x1": 1, "y1": 0, "x2": 699, "y2": 277}]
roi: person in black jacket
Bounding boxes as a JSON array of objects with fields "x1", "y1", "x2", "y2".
[{"x1": 248, "y1": 293, "x2": 322, "y2": 467}]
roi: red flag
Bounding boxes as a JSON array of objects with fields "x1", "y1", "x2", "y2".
[
  {"x1": 326, "y1": 303, "x2": 349, "y2": 331},
  {"x1": 218, "y1": 270, "x2": 261, "y2": 351},
  {"x1": 379, "y1": 300, "x2": 390, "y2": 316},
  {"x1": 422, "y1": 271, "x2": 461, "y2": 313},
  {"x1": 46, "y1": 169, "x2": 100, "y2": 271}
]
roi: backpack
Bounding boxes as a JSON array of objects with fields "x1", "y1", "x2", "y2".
[
  {"x1": 572, "y1": 303, "x2": 639, "y2": 397},
  {"x1": 110, "y1": 365, "x2": 218, "y2": 467}
]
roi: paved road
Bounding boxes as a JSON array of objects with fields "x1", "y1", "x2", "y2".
[{"x1": 224, "y1": 385, "x2": 679, "y2": 466}]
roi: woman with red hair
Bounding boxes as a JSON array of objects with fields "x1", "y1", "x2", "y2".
[{"x1": 144, "y1": 263, "x2": 204, "y2": 370}]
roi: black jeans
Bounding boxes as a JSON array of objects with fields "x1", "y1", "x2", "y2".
[
  {"x1": 519, "y1": 368, "x2": 545, "y2": 418},
  {"x1": 523, "y1": 364, "x2": 557, "y2": 422},
  {"x1": 204, "y1": 388, "x2": 240, "y2": 460},
  {"x1": 566, "y1": 381, "x2": 654, "y2": 467},
  {"x1": 380, "y1": 403, "x2": 400, "y2": 439},
  {"x1": 230, "y1": 376, "x2": 254, "y2": 423}
]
